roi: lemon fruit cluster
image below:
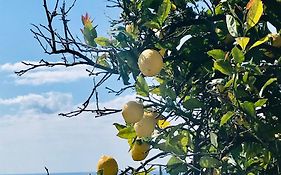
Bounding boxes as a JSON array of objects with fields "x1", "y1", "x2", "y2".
[
  {"x1": 97, "y1": 155, "x2": 118, "y2": 175},
  {"x1": 131, "y1": 140, "x2": 150, "y2": 161},
  {"x1": 138, "y1": 49, "x2": 163, "y2": 77}
]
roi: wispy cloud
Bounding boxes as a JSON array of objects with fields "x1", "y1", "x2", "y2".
[
  {"x1": 0, "y1": 94, "x2": 151, "y2": 174},
  {"x1": 0, "y1": 92, "x2": 73, "y2": 114},
  {"x1": 0, "y1": 61, "x2": 92, "y2": 85}
]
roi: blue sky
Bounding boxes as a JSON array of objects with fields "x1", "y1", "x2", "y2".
[{"x1": 0, "y1": 0, "x2": 150, "y2": 174}]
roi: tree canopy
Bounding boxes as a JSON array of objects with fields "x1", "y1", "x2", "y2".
[{"x1": 18, "y1": 0, "x2": 281, "y2": 174}]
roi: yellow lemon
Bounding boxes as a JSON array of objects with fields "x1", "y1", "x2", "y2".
[
  {"x1": 134, "y1": 111, "x2": 157, "y2": 137},
  {"x1": 131, "y1": 140, "x2": 150, "y2": 161},
  {"x1": 138, "y1": 49, "x2": 163, "y2": 77},
  {"x1": 97, "y1": 155, "x2": 118, "y2": 175},
  {"x1": 122, "y1": 101, "x2": 144, "y2": 124}
]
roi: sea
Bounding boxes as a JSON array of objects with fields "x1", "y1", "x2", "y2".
[
  {"x1": 1, "y1": 173, "x2": 93, "y2": 175},
  {"x1": 1, "y1": 171, "x2": 164, "y2": 175}
]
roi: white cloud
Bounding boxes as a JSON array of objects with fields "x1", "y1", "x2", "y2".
[
  {"x1": 0, "y1": 92, "x2": 73, "y2": 114},
  {"x1": 0, "y1": 61, "x2": 93, "y2": 85},
  {"x1": 0, "y1": 94, "x2": 162, "y2": 174}
]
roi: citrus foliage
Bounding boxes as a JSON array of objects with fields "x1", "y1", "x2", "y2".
[
  {"x1": 88, "y1": 0, "x2": 281, "y2": 174},
  {"x1": 29, "y1": 0, "x2": 281, "y2": 174}
]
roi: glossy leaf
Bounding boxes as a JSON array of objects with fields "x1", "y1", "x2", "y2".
[
  {"x1": 117, "y1": 126, "x2": 136, "y2": 139},
  {"x1": 249, "y1": 35, "x2": 269, "y2": 50},
  {"x1": 220, "y1": 111, "x2": 235, "y2": 126},
  {"x1": 166, "y1": 156, "x2": 188, "y2": 175},
  {"x1": 82, "y1": 28, "x2": 97, "y2": 47},
  {"x1": 97, "y1": 54, "x2": 111, "y2": 68},
  {"x1": 246, "y1": 0, "x2": 263, "y2": 29},
  {"x1": 113, "y1": 123, "x2": 126, "y2": 131},
  {"x1": 144, "y1": 21, "x2": 160, "y2": 29},
  {"x1": 241, "y1": 101, "x2": 256, "y2": 117},
  {"x1": 183, "y1": 96, "x2": 204, "y2": 110},
  {"x1": 236, "y1": 37, "x2": 250, "y2": 51},
  {"x1": 135, "y1": 76, "x2": 149, "y2": 97},
  {"x1": 231, "y1": 46, "x2": 245, "y2": 63},
  {"x1": 259, "y1": 78, "x2": 277, "y2": 97},
  {"x1": 214, "y1": 60, "x2": 234, "y2": 76},
  {"x1": 207, "y1": 49, "x2": 225, "y2": 60},
  {"x1": 226, "y1": 15, "x2": 238, "y2": 37},
  {"x1": 157, "y1": 0, "x2": 171, "y2": 25},
  {"x1": 254, "y1": 99, "x2": 268, "y2": 107},
  {"x1": 210, "y1": 132, "x2": 218, "y2": 148},
  {"x1": 199, "y1": 156, "x2": 221, "y2": 168},
  {"x1": 94, "y1": 37, "x2": 111, "y2": 47}
]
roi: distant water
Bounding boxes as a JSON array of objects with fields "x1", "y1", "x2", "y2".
[{"x1": 2, "y1": 173, "x2": 94, "y2": 175}]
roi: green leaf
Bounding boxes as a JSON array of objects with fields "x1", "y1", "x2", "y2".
[
  {"x1": 94, "y1": 37, "x2": 111, "y2": 47},
  {"x1": 246, "y1": 0, "x2": 263, "y2": 29},
  {"x1": 83, "y1": 27, "x2": 97, "y2": 47},
  {"x1": 144, "y1": 21, "x2": 161, "y2": 29},
  {"x1": 96, "y1": 54, "x2": 111, "y2": 68},
  {"x1": 157, "y1": 0, "x2": 171, "y2": 25},
  {"x1": 231, "y1": 46, "x2": 245, "y2": 63},
  {"x1": 135, "y1": 76, "x2": 149, "y2": 97},
  {"x1": 199, "y1": 156, "x2": 221, "y2": 168},
  {"x1": 166, "y1": 156, "x2": 188, "y2": 175},
  {"x1": 210, "y1": 132, "x2": 218, "y2": 148},
  {"x1": 207, "y1": 49, "x2": 225, "y2": 60},
  {"x1": 259, "y1": 78, "x2": 277, "y2": 97},
  {"x1": 254, "y1": 99, "x2": 268, "y2": 107},
  {"x1": 119, "y1": 64, "x2": 130, "y2": 85},
  {"x1": 225, "y1": 77, "x2": 234, "y2": 88},
  {"x1": 183, "y1": 96, "x2": 204, "y2": 110},
  {"x1": 226, "y1": 15, "x2": 238, "y2": 37},
  {"x1": 249, "y1": 35, "x2": 269, "y2": 50},
  {"x1": 220, "y1": 111, "x2": 235, "y2": 126},
  {"x1": 215, "y1": 3, "x2": 223, "y2": 15},
  {"x1": 159, "y1": 83, "x2": 176, "y2": 100},
  {"x1": 117, "y1": 126, "x2": 136, "y2": 139},
  {"x1": 241, "y1": 101, "x2": 256, "y2": 117},
  {"x1": 113, "y1": 123, "x2": 126, "y2": 131},
  {"x1": 236, "y1": 37, "x2": 250, "y2": 51},
  {"x1": 214, "y1": 60, "x2": 234, "y2": 76}
]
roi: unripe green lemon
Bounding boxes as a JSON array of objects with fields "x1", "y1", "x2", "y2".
[
  {"x1": 138, "y1": 49, "x2": 163, "y2": 77},
  {"x1": 122, "y1": 101, "x2": 144, "y2": 124}
]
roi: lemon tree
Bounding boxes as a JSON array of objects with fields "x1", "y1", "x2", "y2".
[{"x1": 21, "y1": 0, "x2": 281, "y2": 174}]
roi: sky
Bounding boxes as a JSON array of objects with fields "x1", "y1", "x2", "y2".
[{"x1": 0, "y1": 0, "x2": 156, "y2": 174}]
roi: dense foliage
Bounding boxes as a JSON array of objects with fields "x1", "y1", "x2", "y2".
[{"x1": 19, "y1": 0, "x2": 281, "y2": 174}]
